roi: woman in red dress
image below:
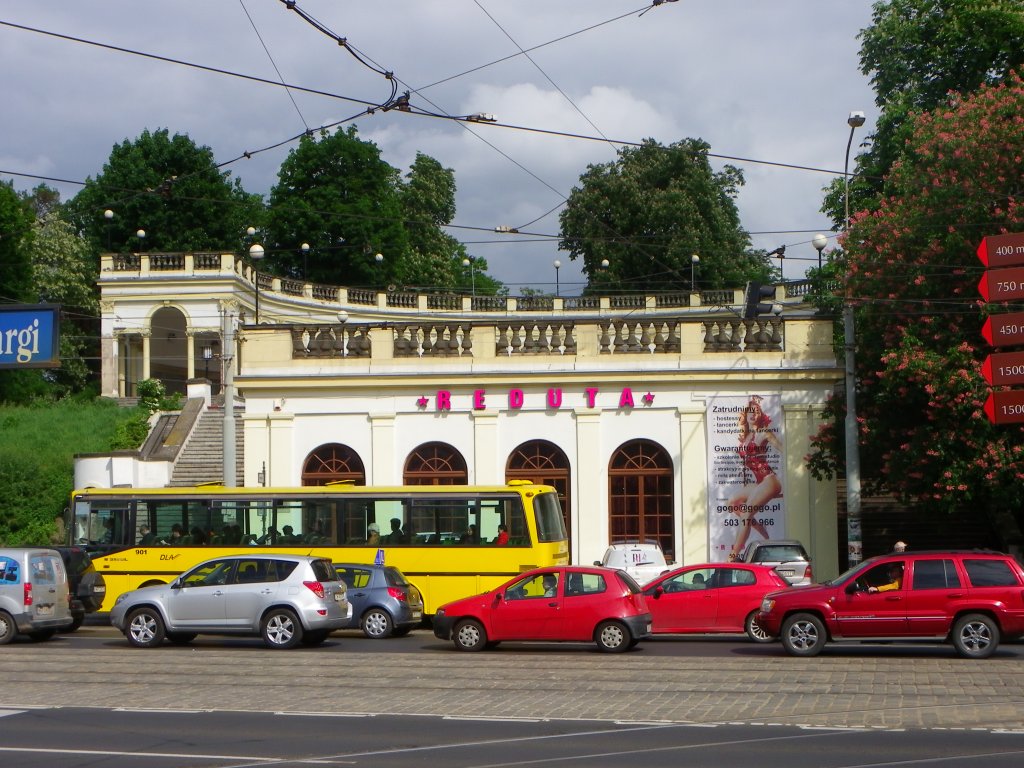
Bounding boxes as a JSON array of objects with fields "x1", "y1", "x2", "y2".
[{"x1": 727, "y1": 396, "x2": 783, "y2": 561}]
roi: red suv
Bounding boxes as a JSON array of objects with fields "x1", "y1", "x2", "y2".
[{"x1": 758, "y1": 550, "x2": 1024, "y2": 658}]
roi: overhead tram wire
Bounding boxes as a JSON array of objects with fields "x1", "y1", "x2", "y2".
[{"x1": 240, "y1": 0, "x2": 310, "y2": 133}]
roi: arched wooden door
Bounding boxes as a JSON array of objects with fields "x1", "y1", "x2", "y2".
[
  {"x1": 302, "y1": 443, "x2": 366, "y2": 486},
  {"x1": 506, "y1": 440, "x2": 571, "y2": 550},
  {"x1": 608, "y1": 439, "x2": 675, "y2": 561},
  {"x1": 403, "y1": 442, "x2": 468, "y2": 485}
]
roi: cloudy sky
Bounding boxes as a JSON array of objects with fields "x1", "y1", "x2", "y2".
[{"x1": 1, "y1": 1, "x2": 877, "y2": 295}]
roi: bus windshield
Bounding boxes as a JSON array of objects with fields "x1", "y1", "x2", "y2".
[{"x1": 69, "y1": 484, "x2": 569, "y2": 614}]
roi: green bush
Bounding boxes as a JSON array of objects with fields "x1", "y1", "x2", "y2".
[{"x1": 0, "y1": 399, "x2": 136, "y2": 545}]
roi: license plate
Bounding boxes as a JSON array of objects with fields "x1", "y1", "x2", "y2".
[
  {"x1": 93, "y1": 585, "x2": 106, "y2": 593},
  {"x1": 412, "y1": 611, "x2": 422, "y2": 620},
  {"x1": 36, "y1": 604, "x2": 53, "y2": 616},
  {"x1": 779, "y1": 569, "x2": 794, "y2": 576}
]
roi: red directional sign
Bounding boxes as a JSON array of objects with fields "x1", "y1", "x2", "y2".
[
  {"x1": 977, "y1": 233, "x2": 1024, "y2": 268},
  {"x1": 982, "y1": 311, "x2": 1024, "y2": 348},
  {"x1": 978, "y1": 266, "x2": 1024, "y2": 302},
  {"x1": 984, "y1": 390, "x2": 1024, "y2": 425},
  {"x1": 982, "y1": 351, "x2": 1024, "y2": 386}
]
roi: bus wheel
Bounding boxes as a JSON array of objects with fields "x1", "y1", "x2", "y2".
[
  {"x1": 595, "y1": 621, "x2": 631, "y2": 653},
  {"x1": 0, "y1": 611, "x2": 16, "y2": 645},
  {"x1": 361, "y1": 609, "x2": 394, "y2": 639},
  {"x1": 126, "y1": 607, "x2": 165, "y2": 648},
  {"x1": 453, "y1": 619, "x2": 487, "y2": 651},
  {"x1": 261, "y1": 608, "x2": 303, "y2": 649}
]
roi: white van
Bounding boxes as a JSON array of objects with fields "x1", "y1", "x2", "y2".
[{"x1": 0, "y1": 548, "x2": 73, "y2": 644}]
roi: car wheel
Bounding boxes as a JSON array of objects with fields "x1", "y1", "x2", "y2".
[
  {"x1": 745, "y1": 611, "x2": 773, "y2": 643},
  {"x1": 953, "y1": 613, "x2": 1000, "y2": 659},
  {"x1": 165, "y1": 632, "x2": 197, "y2": 645},
  {"x1": 27, "y1": 629, "x2": 56, "y2": 642},
  {"x1": 301, "y1": 629, "x2": 330, "y2": 646},
  {"x1": 126, "y1": 607, "x2": 166, "y2": 648},
  {"x1": 781, "y1": 613, "x2": 826, "y2": 657},
  {"x1": 0, "y1": 610, "x2": 16, "y2": 645},
  {"x1": 595, "y1": 620, "x2": 631, "y2": 653},
  {"x1": 261, "y1": 608, "x2": 303, "y2": 649},
  {"x1": 453, "y1": 619, "x2": 487, "y2": 651},
  {"x1": 361, "y1": 608, "x2": 394, "y2": 639}
]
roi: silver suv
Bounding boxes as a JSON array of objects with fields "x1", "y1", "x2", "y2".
[
  {"x1": 740, "y1": 539, "x2": 813, "y2": 586},
  {"x1": 110, "y1": 554, "x2": 351, "y2": 649}
]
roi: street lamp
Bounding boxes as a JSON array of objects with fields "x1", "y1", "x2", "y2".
[
  {"x1": 202, "y1": 344, "x2": 213, "y2": 379},
  {"x1": 553, "y1": 260, "x2": 561, "y2": 297},
  {"x1": 103, "y1": 209, "x2": 113, "y2": 250},
  {"x1": 690, "y1": 254, "x2": 700, "y2": 290},
  {"x1": 812, "y1": 233, "x2": 828, "y2": 270},
  {"x1": 374, "y1": 252, "x2": 384, "y2": 288},
  {"x1": 844, "y1": 110, "x2": 866, "y2": 566},
  {"x1": 462, "y1": 257, "x2": 476, "y2": 296},
  {"x1": 250, "y1": 243, "x2": 265, "y2": 324},
  {"x1": 300, "y1": 243, "x2": 310, "y2": 280},
  {"x1": 136, "y1": 229, "x2": 146, "y2": 252}
]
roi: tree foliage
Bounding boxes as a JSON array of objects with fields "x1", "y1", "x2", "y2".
[
  {"x1": 66, "y1": 128, "x2": 264, "y2": 254},
  {"x1": 808, "y1": 73, "x2": 1024, "y2": 546},
  {"x1": 822, "y1": 0, "x2": 1024, "y2": 227},
  {"x1": 559, "y1": 139, "x2": 771, "y2": 294}
]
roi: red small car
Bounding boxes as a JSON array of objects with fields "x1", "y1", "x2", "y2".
[
  {"x1": 643, "y1": 563, "x2": 789, "y2": 642},
  {"x1": 432, "y1": 566, "x2": 652, "y2": 653}
]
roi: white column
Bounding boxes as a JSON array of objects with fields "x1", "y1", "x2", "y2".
[
  {"x1": 470, "y1": 412, "x2": 500, "y2": 484},
  {"x1": 573, "y1": 409, "x2": 603, "y2": 566},
  {"x1": 369, "y1": 414, "x2": 396, "y2": 484}
]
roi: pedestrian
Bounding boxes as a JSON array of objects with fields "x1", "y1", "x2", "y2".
[{"x1": 893, "y1": 540, "x2": 907, "y2": 553}]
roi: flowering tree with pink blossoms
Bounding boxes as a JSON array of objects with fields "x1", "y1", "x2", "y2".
[{"x1": 808, "y1": 73, "x2": 1024, "y2": 547}]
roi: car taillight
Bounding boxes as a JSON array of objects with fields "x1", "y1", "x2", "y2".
[
  {"x1": 303, "y1": 581, "x2": 325, "y2": 599},
  {"x1": 24, "y1": 582, "x2": 32, "y2": 606},
  {"x1": 387, "y1": 587, "x2": 408, "y2": 602},
  {"x1": 804, "y1": 563, "x2": 813, "y2": 581}
]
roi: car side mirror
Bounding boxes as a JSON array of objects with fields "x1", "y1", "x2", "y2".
[
  {"x1": 651, "y1": 587, "x2": 663, "y2": 600},
  {"x1": 492, "y1": 592, "x2": 502, "y2": 607},
  {"x1": 593, "y1": 560, "x2": 601, "y2": 566},
  {"x1": 171, "y1": 578, "x2": 182, "y2": 590},
  {"x1": 845, "y1": 582, "x2": 860, "y2": 595}
]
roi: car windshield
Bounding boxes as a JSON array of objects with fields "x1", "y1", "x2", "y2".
[{"x1": 753, "y1": 545, "x2": 807, "y2": 562}]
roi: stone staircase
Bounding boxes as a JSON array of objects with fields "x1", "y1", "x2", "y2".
[{"x1": 168, "y1": 406, "x2": 244, "y2": 487}]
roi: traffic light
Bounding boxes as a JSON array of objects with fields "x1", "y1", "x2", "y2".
[{"x1": 743, "y1": 282, "x2": 775, "y2": 319}]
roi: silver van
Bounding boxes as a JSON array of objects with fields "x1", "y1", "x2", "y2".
[{"x1": 0, "y1": 548, "x2": 73, "y2": 644}]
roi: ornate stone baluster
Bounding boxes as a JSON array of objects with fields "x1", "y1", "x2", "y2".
[
  {"x1": 291, "y1": 328, "x2": 308, "y2": 357},
  {"x1": 599, "y1": 322, "x2": 612, "y2": 354}
]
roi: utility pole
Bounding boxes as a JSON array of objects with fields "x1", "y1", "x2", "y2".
[{"x1": 222, "y1": 306, "x2": 236, "y2": 486}]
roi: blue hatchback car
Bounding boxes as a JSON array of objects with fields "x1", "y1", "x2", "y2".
[{"x1": 333, "y1": 563, "x2": 424, "y2": 638}]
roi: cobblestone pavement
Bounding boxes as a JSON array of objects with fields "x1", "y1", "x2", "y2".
[{"x1": 2, "y1": 643, "x2": 1023, "y2": 731}]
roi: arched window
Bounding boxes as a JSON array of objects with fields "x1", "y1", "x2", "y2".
[
  {"x1": 608, "y1": 439, "x2": 674, "y2": 561},
  {"x1": 302, "y1": 443, "x2": 366, "y2": 486},
  {"x1": 506, "y1": 440, "x2": 571, "y2": 549},
  {"x1": 403, "y1": 442, "x2": 467, "y2": 485}
]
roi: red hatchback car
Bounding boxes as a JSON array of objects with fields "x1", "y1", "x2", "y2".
[
  {"x1": 643, "y1": 563, "x2": 789, "y2": 642},
  {"x1": 432, "y1": 566, "x2": 652, "y2": 653}
]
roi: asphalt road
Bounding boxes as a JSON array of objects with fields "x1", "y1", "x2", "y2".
[{"x1": 0, "y1": 624, "x2": 1022, "y2": 767}]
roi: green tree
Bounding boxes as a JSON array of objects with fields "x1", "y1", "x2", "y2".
[
  {"x1": 822, "y1": 0, "x2": 1024, "y2": 227},
  {"x1": 66, "y1": 128, "x2": 264, "y2": 254},
  {"x1": 265, "y1": 126, "x2": 409, "y2": 287},
  {"x1": 398, "y1": 153, "x2": 501, "y2": 294},
  {"x1": 807, "y1": 73, "x2": 1024, "y2": 547},
  {"x1": 559, "y1": 139, "x2": 771, "y2": 294},
  {"x1": 31, "y1": 210, "x2": 101, "y2": 397}
]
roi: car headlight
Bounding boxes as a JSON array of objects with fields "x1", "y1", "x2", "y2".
[
  {"x1": 435, "y1": 608, "x2": 445, "y2": 617},
  {"x1": 114, "y1": 593, "x2": 128, "y2": 606},
  {"x1": 760, "y1": 597, "x2": 775, "y2": 613}
]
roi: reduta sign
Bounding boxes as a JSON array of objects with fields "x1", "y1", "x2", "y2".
[{"x1": 0, "y1": 305, "x2": 60, "y2": 369}]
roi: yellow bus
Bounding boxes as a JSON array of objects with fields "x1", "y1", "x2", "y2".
[{"x1": 66, "y1": 481, "x2": 568, "y2": 614}]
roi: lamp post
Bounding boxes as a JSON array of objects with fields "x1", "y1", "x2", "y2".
[
  {"x1": 136, "y1": 229, "x2": 146, "y2": 252},
  {"x1": 844, "y1": 110, "x2": 866, "y2": 567},
  {"x1": 690, "y1": 254, "x2": 700, "y2": 290},
  {"x1": 374, "y1": 252, "x2": 384, "y2": 288},
  {"x1": 462, "y1": 257, "x2": 476, "y2": 296},
  {"x1": 250, "y1": 243, "x2": 265, "y2": 324},
  {"x1": 300, "y1": 243, "x2": 310, "y2": 280},
  {"x1": 553, "y1": 260, "x2": 561, "y2": 297},
  {"x1": 103, "y1": 209, "x2": 113, "y2": 250},
  {"x1": 202, "y1": 344, "x2": 212, "y2": 379},
  {"x1": 812, "y1": 233, "x2": 828, "y2": 270}
]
